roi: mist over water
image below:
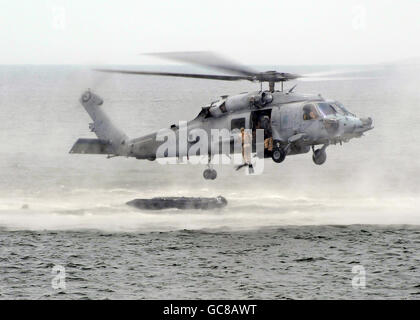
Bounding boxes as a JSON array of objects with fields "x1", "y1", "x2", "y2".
[{"x1": 1, "y1": 65, "x2": 420, "y2": 299}]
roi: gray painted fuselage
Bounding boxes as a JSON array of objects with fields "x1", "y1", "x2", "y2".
[{"x1": 70, "y1": 89, "x2": 373, "y2": 163}]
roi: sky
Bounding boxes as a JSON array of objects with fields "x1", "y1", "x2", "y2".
[{"x1": 1, "y1": 0, "x2": 420, "y2": 65}]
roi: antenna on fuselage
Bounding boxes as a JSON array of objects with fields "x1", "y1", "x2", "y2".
[{"x1": 288, "y1": 84, "x2": 297, "y2": 93}]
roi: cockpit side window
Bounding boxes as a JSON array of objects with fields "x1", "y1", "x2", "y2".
[
  {"x1": 317, "y1": 103, "x2": 336, "y2": 116},
  {"x1": 331, "y1": 104, "x2": 345, "y2": 115},
  {"x1": 303, "y1": 104, "x2": 319, "y2": 120}
]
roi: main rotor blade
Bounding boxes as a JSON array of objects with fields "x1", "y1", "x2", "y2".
[
  {"x1": 298, "y1": 68, "x2": 380, "y2": 81},
  {"x1": 297, "y1": 76, "x2": 379, "y2": 82},
  {"x1": 94, "y1": 69, "x2": 253, "y2": 81},
  {"x1": 144, "y1": 51, "x2": 258, "y2": 77},
  {"x1": 299, "y1": 66, "x2": 381, "y2": 80}
]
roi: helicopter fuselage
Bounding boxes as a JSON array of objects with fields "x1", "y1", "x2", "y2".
[
  {"x1": 70, "y1": 89, "x2": 373, "y2": 178},
  {"x1": 118, "y1": 90, "x2": 372, "y2": 159}
]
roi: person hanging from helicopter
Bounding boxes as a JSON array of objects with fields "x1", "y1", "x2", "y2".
[{"x1": 235, "y1": 127, "x2": 254, "y2": 174}]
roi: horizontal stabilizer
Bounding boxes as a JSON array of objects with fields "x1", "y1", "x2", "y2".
[{"x1": 69, "y1": 138, "x2": 114, "y2": 155}]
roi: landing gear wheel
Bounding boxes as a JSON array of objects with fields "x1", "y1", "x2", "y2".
[
  {"x1": 209, "y1": 169, "x2": 217, "y2": 180},
  {"x1": 203, "y1": 169, "x2": 217, "y2": 180},
  {"x1": 272, "y1": 147, "x2": 286, "y2": 163},
  {"x1": 312, "y1": 149, "x2": 327, "y2": 165}
]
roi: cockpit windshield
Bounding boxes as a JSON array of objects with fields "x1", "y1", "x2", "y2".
[
  {"x1": 317, "y1": 103, "x2": 336, "y2": 116},
  {"x1": 334, "y1": 101, "x2": 355, "y2": 116},
  {"x1": 331, "y1": 103, "x2": 346, "y2": 115}
]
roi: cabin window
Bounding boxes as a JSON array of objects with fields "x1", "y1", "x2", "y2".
[
  {"x1": 231, "y1": 118, "x2": 246, "y2": 130},
  {"x1": 303, "y1": 104, "x2": 319, "y2": 120}
]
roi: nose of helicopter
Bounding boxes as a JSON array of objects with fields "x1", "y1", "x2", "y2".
[
  {"x1": 338, "y1": 116, "x2": 373, "y2": 136},
  {"x1": 332, "y1": 116, "x2": 373, "y2": 136},
  {"x1": 355, "y1": 117, "x2": 374, "y2": 133}
]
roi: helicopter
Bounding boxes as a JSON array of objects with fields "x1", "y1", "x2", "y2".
[{"x1": 69, "y1": 52, "x2": 374, "y2": 180}]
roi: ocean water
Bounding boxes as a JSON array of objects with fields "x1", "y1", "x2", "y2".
[{"x1": 1, "y1": 64, "x2": 420, "y2": 299}]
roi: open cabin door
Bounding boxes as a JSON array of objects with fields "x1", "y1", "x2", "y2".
[{"x1": 250, "y1": 109, "x2": 272, "y2": 155}]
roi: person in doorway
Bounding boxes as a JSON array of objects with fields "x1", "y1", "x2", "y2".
[{"x1": 264, "y1": 136, "x2": 273, "y2": 152}]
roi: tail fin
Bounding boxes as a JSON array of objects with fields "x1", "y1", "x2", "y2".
[{"x1": 76, "y1": 90, "x2": 128, "y2": 155}]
